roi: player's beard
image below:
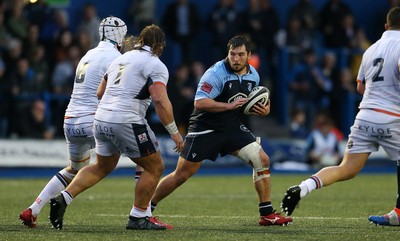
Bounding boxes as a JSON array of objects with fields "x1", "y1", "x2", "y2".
[{"x1": 232, "y1": 63, "x2": 246, "y2": 74}]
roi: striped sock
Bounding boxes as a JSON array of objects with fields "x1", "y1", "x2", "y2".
[
  {"x1": 61, "y1": 191, "x2": 74, "y2": 205},
  {"x1": 299, "y1": 175, "x2": 323, "y2": 198},
  {"x1": 29, "y1": 172, "x2": 69, "y2": 216}
]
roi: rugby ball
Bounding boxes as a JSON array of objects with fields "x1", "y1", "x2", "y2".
[{"x1": 242, "y1": 86, "x2": 270, "y2": 115}]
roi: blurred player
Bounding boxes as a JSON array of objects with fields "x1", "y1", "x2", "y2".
[
  {"x1": 281, "y1": 7, "x2": 400, "y2": 226},
  {"x1": 150, "y1": 34, "x2": 293, "y2": 226},
  {"x1": 19, "y1": 16, "x2": 127, "y2": 228},
  {"x1": 49, "y1": 24, "x2": 184, "y2": 230}
]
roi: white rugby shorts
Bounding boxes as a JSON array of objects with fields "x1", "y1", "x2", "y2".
[
  {"x1": 346, "y1": 112, "x2": 400, "y2": 161},
  {"x1": 94, "y1": 120, "x2": 159, "y2": 158},
  {"x1": 63, "y1": 115, "x2": 95, "y2": 162}
]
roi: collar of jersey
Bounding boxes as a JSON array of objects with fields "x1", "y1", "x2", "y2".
[
  {"x1": 382, "y1": 30, "x2": 400, "y2": 39},
  {"x1": 141, "y1": 45, "x2": 152, "y2": 53},
  {"x1": 98, "y1": 41, "x2": 117, "y2": 49}
]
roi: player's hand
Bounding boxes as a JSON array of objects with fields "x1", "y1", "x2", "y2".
[
  {"x1": 228, "y1": 98, "x2": 248, "y2": 110},
  {"x1": 251, "y1": 99, "x2": 270, "y2": 116},
  {"x1": 170, "y1": 132, "x2": 184, "y2": 153}
]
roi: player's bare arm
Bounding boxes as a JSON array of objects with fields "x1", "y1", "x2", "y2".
[
  {"x1": 356, "y1": 79, "x2": 365, "y2": 94},
  {"x1": 149, "y1": 83, "x2": 183, "y2": 152},
  {"x1": 195, "y1": 97, "x2": 248, "y2": 112},
  {"x1": 96, "y1": 77, "x2": 107, "y2": 99}
]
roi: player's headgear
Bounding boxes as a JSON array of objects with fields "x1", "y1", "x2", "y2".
[{"x1": 99, "y1": 16, "x2": 127, "y2": 47}]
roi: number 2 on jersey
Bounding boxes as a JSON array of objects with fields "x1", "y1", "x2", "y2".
[{"x1": 372, "y1": 58, "x2": 384, "y2": 82}]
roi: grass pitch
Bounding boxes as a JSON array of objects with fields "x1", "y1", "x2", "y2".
[{"x1": 1, "y1": 173, "x2": 399, "y2": 241}]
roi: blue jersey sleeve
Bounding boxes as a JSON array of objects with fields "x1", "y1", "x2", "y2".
[
  {"x1": 248, "y1": 65, "x2": 260, "y2": 86},
  {"x1": 194, "y1": 70, "x2": 223, "y2": 100}
]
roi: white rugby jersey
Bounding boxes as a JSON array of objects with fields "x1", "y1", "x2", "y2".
[
  {"x1": 65, "y1": 41, "x2": 121, "y2": 117},
  {"x1": 95, "y1": 45, "x2": 169, "y2": 124},
  {"x1": 356, "y1": 30, "x2": 400, "y2": 117}
]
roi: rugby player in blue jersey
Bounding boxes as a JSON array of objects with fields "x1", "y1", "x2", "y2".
[{"x1": 150, "y1": 34, "x2": 293, "y2": 226}]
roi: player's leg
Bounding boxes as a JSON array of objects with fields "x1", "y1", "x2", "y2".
[
  {"x1": 49, "y1": 121, "x2": 120, "y2": 230},
  {"x1": 236, "y1": 141, "x2": 292, "y2": 226},
  {"x1": 133, "y1": 164, "x2": 155, "y2": 217},
  {"x1": 281, "y1": 152, "x2": 369, "y2": 216},
  {"x1": 60, "y1": 120, "x2": 123, "y2": 199},
  {"x1": 134, "y1": 165, "x2": 167, "y2": 225},
  {"x1": 49, "y1": 153, "x2": 120, "y2": 229},
  {"x1": 367, "y1": 121, "x2": 400, "y2": 226},
  {"x1": 126, "y1": 151, "x2": 173, "y2": 230},
  {"x1": 119, "y1": 123, "x2": 171, "y2": 230},
  {"x1": 135, "y1": 165, "x2": 144, "y2": 184},
  {"x1": 310, "y1": 152, "x2": 369, "y2": 187},
  {"x1": 65, "y1": 153, "x2": 120, "y2": 199},
  {"x1": 20, "y1": 122, "x2": 93, "y2": 227},
  {"x1": 20, "y1": 166, "x2": 79, "y2": 226},
  {"x1": 368, "y1": 160, "x2": 400, "y2": 226},
  {"x1": 151, "y1": 133, "x2": 209, "y2": 213},
  {"x1": 151, "y1": 156, "x2": 202, "y2": 210},
  {"x1": 282, "y1": 118, "x2": 376, "y2": 215},
  {"x1": 131, "y1": 152, "x2": 164, "y2": 214}
]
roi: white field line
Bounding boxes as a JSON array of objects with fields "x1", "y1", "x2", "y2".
[{"x1": 94, "y1": 213, "x2": 363, "y2": 220}]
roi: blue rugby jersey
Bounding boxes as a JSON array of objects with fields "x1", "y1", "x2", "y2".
[{"x1": 188, "y1": 59, "x2": 260, "y2": 132}]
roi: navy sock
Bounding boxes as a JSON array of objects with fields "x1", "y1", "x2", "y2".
[{"x1": 259, "y1": 201, "x2": 273, "y2": 216}]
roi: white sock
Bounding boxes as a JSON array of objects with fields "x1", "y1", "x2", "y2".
[
  {"x1": 145, "y1": 203, "x2": 152, "y2": 217},
  {"x1": 29, "y1": 172, "x2": 69, "y2": 216},
  {"x1": 133, "y1": 171, "x2": 151, "y2": 216},
  {"x1": 299, "y1": 175, "x2": 323, "y2": 198},
  {"x1": 130, "y1": 205, "x2": 147, "y2": 218},
  {"x1": 61, "y1": 190, "x2": 74, "y2": 205}
]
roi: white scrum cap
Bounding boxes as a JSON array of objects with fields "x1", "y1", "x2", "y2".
[{"x1": 99, "y1": 16, "x2": 127, "y2": 47}]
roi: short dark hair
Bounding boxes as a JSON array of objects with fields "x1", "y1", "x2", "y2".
[
  {"x1": 227, "y1": 34, "x2": 253, "y2": 53},
  {"x1": 134, "y1": 24, "x2": 165, "y2": 56},
  {"x1": 387, "y1": 7, "x2": 400, "y2": 29}
]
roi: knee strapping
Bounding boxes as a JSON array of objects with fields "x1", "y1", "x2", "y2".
[
  {"x1": 59, "y1": 169, "x2": 76, "y2": 181},
  {"x1": 237, "y1": 142, "x2": 270, "y2": 182},
  {"x1": 70, "y1": 154, "x2": 91, "y2": 171}
]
